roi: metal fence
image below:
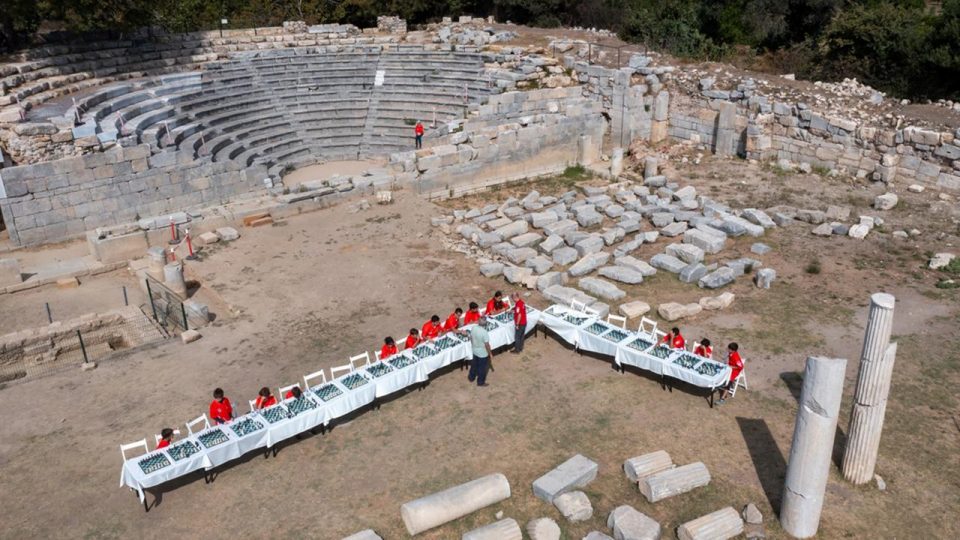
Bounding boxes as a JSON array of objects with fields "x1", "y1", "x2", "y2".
[
  {"x1": 144, "y1": 276, "x2": 189, "y2": 333},
  {"x1": 0, "y1": 309, "x2": 167, "y2": 386}
]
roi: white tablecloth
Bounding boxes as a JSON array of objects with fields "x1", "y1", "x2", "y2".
[
  {"x1": 119, "y1": 306, "x2": 544, "y2": 500},
  {"x1": 539, "y1": 304, "x2": 732, "y2": 389},
  {"x1": 538, "y1": 306, "x2": 596, "y2": 346}
]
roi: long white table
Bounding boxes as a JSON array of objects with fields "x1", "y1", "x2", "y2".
[
  {"x1": 539, "y1": 304, "x2": 732, "y2": 389},
  {"x1": 120, "y1": 307, "x2": 542, "y2": 502}
]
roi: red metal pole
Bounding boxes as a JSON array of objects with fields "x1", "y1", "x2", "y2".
[
  {"x1": 169, "y1": 217, "x2": 180, "y2": 245},
  {"x1": 185, "y1": 229, "x2": 198, "y2": 260}
]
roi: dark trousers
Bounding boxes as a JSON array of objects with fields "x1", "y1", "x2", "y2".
[
  {"x1": 468, "y1": 354, "x2": 489, "y2": 385},
  {"x1": 513, "y1": 324, "x2": 527, "y2": 352},
  {"x1": 415, "y1": 135, "x2": 422, "y2": 149}
]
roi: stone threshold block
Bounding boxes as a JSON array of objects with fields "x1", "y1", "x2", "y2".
[
  {"x1": 607, "y1": 505, "x2": 662, "y2": 540},
  {"x1": 639, "y1": 462, "x2": 711, "y2": 503},
  {"x1": 401, "y1": 473, "x2": 511, "y2": 535},
  {"x1": 532, "y1": 454, "x2": 599, "y2": 502},
  {"x1": 677, "y1": 507, "x2": 744, "y2": 540},
  {"x1": 462, "y1": 518, "x2": 522, "y2": 540},
  {"x1": 623, "y1": 450, "x2": 674, "y2": 482}
]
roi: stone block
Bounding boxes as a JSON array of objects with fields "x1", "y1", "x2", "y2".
[
  {"x1": 619, "y1": 301, "x2": 652, "y2": 319},
  {"x1": 660, "y1": 221, "x2": 688, "y2": 237},
  {"x1": 698, "y1": 267, "x2": 735, "y2": 289},
  {"x1": 536, "y1": 272, "x2": 564, "y2": 292},
  {"x1": 605, "y1": 204, "x2": 625, "y2": 218},
  {"x1": 197, "y1": 232, "x2": 220, "y2": 245},
  {"x1": 825, "y1": 205, "x2": 850, "y2": 221},
  {"x1": 928, "y1": 253, "x2": 956, "y2": 270},
  {"x1": 607, "y1": 505, "x2": 662, "y2": 540},
  {"x1": 542, "y1": 285, "x2": 597, "y2": 307},
  {"x1": 532, "y1": 454, "x2": 599, "y2": 502},
  {"x1": 666, "y1": 243, "x2": 705, "y2": 264},
  {"x1": 181, "y1": 329, "x2": 202, "y2": 344},
  {"x1": 602, "y1": 227, "x2": 626, "y2": 246},
  {"x1": 722, "y1": 215, "x2": 764, "y2": 237},
  {"x1": 677, "y1": 507, "x2": 743, "y2": 540},
  {"x1": 657, "y1": 302, "x2": 702, "y2": 321},
  {"x1": 616, "y1": 256, "x2": 657, "y2": 276},
  {"x1": 553, "y1": 247, "x2": 579, "y2": 266},
  {"x1": 848, "y1": 224, "x2": 870, "y2": 239},
  {"x1": 525, "y1": 256, "x2": 554, "y2": 274},
  {"x1": 639, "y1": 462, "x2": 711, "y2": 503},
  {"x1": 576, "y1": 209, "x2": 604, "y2": 227},
  {"x1": 750, "y1": 243, "x2": 770, "y2": 255},
  {"x1": 216, "y1": 227, "x2": 240, "y2": 241},
  {"x1": 511, "y1": 232, "x2": 543, "y2": 248},
  {"x1": 811, "y1": 223, "x2": 834, "y2": 237},
  {"x1": 480, "y1": 262, "x2": 504, "y2": 277},
  {"x1": 873, "y1": 193, "x2": 898, "y2": 210},
  {"x1": 0, "y1": 259, "x2": 23, "y2": 287},
  {"x1": 624, "y1": 450, "x2": 674, "y2": 483},
  {"x1": 494, "y1": 220, "x2": 529, "y2": 240},
  {"x1": 531, "y1": 211, "x2": 559, "y2": 228},
  {"x1": 539, "y1": 235, "x2": 565, "y2": 254},
  {"x1": 673, "y1": 186, "x2": 696, "y2": 201},
  {"x1": 554, "y1": 491, "x2": 593, "y2": 522},
  {"x1": 796, "y1": 209, "x2": 825, "y2": 224},
  {"x1": 650, "y1": 212, "x2": 675, "y2": 227},
  {"x1": 585, "y1": 532, "x2": 615, "y2": 540},
  {"x1": 650, "y1": 254, "x2": 686, "y2": 274},
  {"x1": 726, "y1": 258, "x2": 762, "y2": 277},
  {"x1": 569, "y1": 252, "x2": 611, "y2": 276},
  {"x1": 599, "y1": 266, "x2": 645, "y2": 284},
  {"x1": 575, "y1": 235, "x2": 605, "y2": 256},
  {"x1": 503, "y1": 266, "x2": 534, "y2": 284},
  {"x1": 589, "y1": 301, "x2": 611, "y2": 319},
  {"x1": 543, "y1": 219, "x2": 579, "y2": 237},
  {"x1": 476, "y1": 232, "x2": 502, "y2": 248},
  {"x1": 679, "y1": 263, "x2": 708, "y2": 284},
  {"x1": 486, "y1": 217, "x2": 514, "y2": 230},
  {"x1": 462, "y1": 518, "x2": 522, "y2": 540},
  {"x1": 755, "y1": 268, "x2": 776, "y2": 289},
  {"x1": 579, "y1": 277, "x2": 626, "y2": 300},
  {"x1": 699, "y1": 292, "x2": 736, "y2": 311}
]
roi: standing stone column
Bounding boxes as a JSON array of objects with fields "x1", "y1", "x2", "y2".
[
  {"x1": 611, "y1": 148, "x2": 624, "y2": 177},
  {"x1": 780, "y1": 356, "x2": 847, "y2": 539},
  {"x1": 163, "y1": 261, "x2": 187, "y2": 297},
  {"x1": 842, "y1": 293, "x2": 896, "y2": 484}
]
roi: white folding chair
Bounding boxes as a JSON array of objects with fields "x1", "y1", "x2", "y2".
[
  {"x1": 303, "y1": 369, "x2": 327, "y2": 390},
  {"x1": 185, "y1": 414, "x2": 210, "y2": 435},
  {"x1": 330, "y1": 363, "x2": 352, "y2": 379},
  {"x1": 120, "y1": 439, "x2": 149, "y2": 461},
  {"x1": 607, "y1": 314, "x2": 627, "y2": 329},
  {"x1": 374, "y1": 350, "x2": 382, "y2": 361},
  {"x1": 639, "y1": 316, "x2": 658, "y2": 336},
  {"x1": 729, "y1": 367, "x2": 748, "y2": 397},
  {"x1": 154, "y1": 429, "x2": 181, "y2": 446},
  {"x1": 349, "y1": 352, "x2": 371, "y2": 371},
  {"x1": 279, "y1": 383, "x2": 301, "y2": 399},
  {"x1": 249, "y1": 399, "x2": 258, "y2": 412},
  {"x1": 570, "y1": 299, "x2": 589, "y2": 313},
  {"x1": 653, "y1": 329, "x2": 667, "y2": 346}
]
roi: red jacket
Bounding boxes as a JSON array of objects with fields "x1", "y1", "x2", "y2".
[
  {"x1": 255, "y1": 395, "x2": 277, "y2": 409},
  {"x1": 728, "y1": 351, "x2": 744, "y2": 381},
  {"x1": 663, "y1": 333, "x2": 685, "y2": 350},
  {"x1": 464, "y1": 310, "x2": 481, "y2": 325},
  {"x1": 156, "y1": 439, "x2": 170, "y2": 450},
  {"x1": 405, "y1": 334, "x2": 420, "y2": 349},
  {"x1": 513, "y1": 299, "x2": 527, "y2": 326},
  {"x1": 443, "y1": 313, "x2": 460, "y2": 332},
  {"x1": 381, "y1": 343, "x2": 398, "y2": 359},
  {"x1": 209, "y1": 397, "x2": 233, "y2": 424},
  {"x1": 486, "y1": 298, "x2": 505, "y2": 315},
  {"x1": 415, "y1": 123, "x2": 424, "y2": 135},
  {"x1": 694, "y1": 345, "x2": 712, "y2": 358},
  {"x1": 421, "y1": 321, "x2": 442, "y2": 340}
]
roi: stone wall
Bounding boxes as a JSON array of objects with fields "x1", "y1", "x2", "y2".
[
  {"x1": 663, "y1": 91, "x2": 960, "y2": 189},
  {"x1": 0, "y1": 145, "x2": 267, "y2": 246},
  {"x1": 395, "y1": 87, "x2": 606, "y2": 196}
]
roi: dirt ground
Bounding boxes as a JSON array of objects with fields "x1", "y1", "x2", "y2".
[{"x1": 0, "y1": 154, "x2": 958, "y2": 539}]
